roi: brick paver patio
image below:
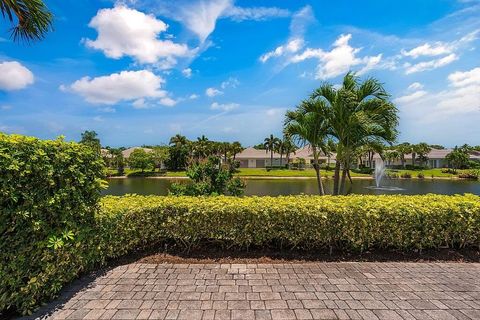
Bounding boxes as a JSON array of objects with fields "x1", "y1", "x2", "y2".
[{"x1": 25, "y1": 262, "x2": 480, "y2": 320}]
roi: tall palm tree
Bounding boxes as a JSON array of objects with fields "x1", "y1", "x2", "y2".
[
  {"x1": 281, "y1": 135, "x2": 297, "y2": 166},
  {"x1": 395, "y1": 142, "x2": 411, "y2": 168},
  {"x1": 311, "y1": 72, "x2": 398, "y2": 195},
  {"x1": 230, "y1": 141, "x2": 244, "y2": 161},
  {"x1": 285, "y1": 99, "x2": 330, "y2": 195},
  {"x1": 263, "y1": 134, "x2": 281, "y2": 169},
  {"x1": 1, "y1": 0, "x2": 53, "y2": 42},
  {"x1": 169, "y1": 134, "x2": 188, "y2": 147},
  {"x1": 413, "y1": 142, "x2": 431, "y2": 167}
]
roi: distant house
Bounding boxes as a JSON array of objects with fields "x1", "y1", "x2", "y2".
[
  {"x1": 234, "y1": 145, "x2": 335, "y2": 168},
  {"x1": 373, "y1": 149, "x2": 480, "y2": 168},
  {"x1": 294, "y1": 146, "x2": 336, "y2": 167},
  {"x1": 235, "y1": 147, "x2": 288, "y2": 168},
  {"x1": 121, "y1": 147, "x2": 152, "y2": 159}
]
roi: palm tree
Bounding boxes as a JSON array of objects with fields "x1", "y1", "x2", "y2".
[
  {"x1": 395, "y1": 142, "x2": 411, "y2": 168},
  {"x1": 169, "y1": 134, "x2": 188, "y2": 147},
  {"x1": 311, "y1": 72, "x2": 399, "y2": 195},
  {"x1": 281, "y1": 135, "x2": 297, "y2": 166},
  {"x1": 230, "y1": 141, "x2": 244, "y2": 161},
  {"x1": 1, "y1": 0, "x2": 53, "y2": 42},
  {"x1": 263, "y1": 134, "x2": 281, "y2": 169},
  {"x1": 413, "y1": 142, "x2": 431, "y2": 168},
  {"x1": 285, "y1": 99, "x2": 330, "y2": 195}
]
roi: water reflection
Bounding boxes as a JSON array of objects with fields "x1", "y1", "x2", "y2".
[{"x1": 104, "y1": 178, "x2": 480, "y2": 196}]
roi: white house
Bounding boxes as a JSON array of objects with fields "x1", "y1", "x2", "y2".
[
  {"x1": 234, "y1": 145, "x2": 336, "y2": 168},
  {"x1": 372, "y1": 149, "x2": 480, "y2": 168}
]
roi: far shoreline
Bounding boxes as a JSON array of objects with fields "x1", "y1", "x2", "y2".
[{"x1": 106, "y1": 175, "x2": 467, "y2": 181}]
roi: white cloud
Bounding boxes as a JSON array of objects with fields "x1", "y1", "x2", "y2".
[
  {"x1": 407, "y1": 82, "x2": 424, "y2": 91},
  {"x1": 189, "y1": 94, "x2": 199, "y2": 99},
  {"x1": 182, "y1": 68, "x2": 192, "y2": 78},
  {"x1": 67, "y1": 70, "x2": 169, "y2": 105},
  {"x1": 394, "y1": 90, "x2": 428, "y2": 104},
  {"x1": 401, "y1": 42, "x2": 452, "y2": 58},
  {"x1": 260, "y1": 38, "x2": 304, "y2": 63},
  {"x1": 210, "y1": 102, "x2": 239, "y2": 111},
  {"x1": 93, "y1": 116, "x2": 104, "y2": 122},
  {"x1": 85, "y1": 5, "x2": 192, "y2": 66},
  {"x1": 396, "y1": 66, "x2": 480, "y2": 117},
  {"x1": 0, "y1": 61, "x2": 34, "y2": 91},
  {"x1": 259, "y1": 6, "x2": 313, "y2": 63},
  {"x1": 223, "y1": 6, "x2": 290, "y2": 22},
  {"x1": 1, "y1": 105, "x2": 12, "y2": 110},
  {"x1": 161, "y1": 0, "x2": 290, "y2": 43},
  {"x1": 220, "y1": 77, "x2": 239, "y2": 89},
  {"x1": 290, "y1": 34, "x2": 384, "y2": 80},
  {"x1": 448, "y1": 67, "x2": 480, "y2": 86},
  {"x1": 399, "y1": 29, "x2": 479, "y2": 74},
  {"x1": 205, "y1": 87, "x2": 223, "y2": 97},
  {"x1": 159, "y1": 97, "x2": 177, "y2": 107},
  {"x1": 404, "y1": 53, "x2": 457, "y2": 74}
]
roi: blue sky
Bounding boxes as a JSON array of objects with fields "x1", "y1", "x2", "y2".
[{"x1": 0, "y1": 0, "x2": 479, "y2": 147}]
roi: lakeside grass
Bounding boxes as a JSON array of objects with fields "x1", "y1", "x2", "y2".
[{"x1": 107, "y1": 168, "x2": 476, "y2": 179}]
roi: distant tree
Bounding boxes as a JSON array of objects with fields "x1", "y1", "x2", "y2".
[
  {"x1": 281, "y1": 135, "x2": 297, "y2": 165},
  {"x1": 79, "y1": 130, "x2": 101, "y2": 154},
  {"x1": 151, "y1": 146, "x2": 169, "y2": 171},
  {"x1": 413, "y1": 143, "x2": 431, "y2": 167},
  {"x1": 253, "y1": 143, "x2": 266, "y2": 150},
  {"x1": 169, "y1": 156, "x2": 245, "y2": 196},
  {"x1": 429, "y1": 144, "x2": 445, "y2": 150},
  {"x1": 128, "y1": 149, "x2": 153, "y2": 172},
  {"x1": 230, "y1": 141, "x2": 244, "y2": 161},
  {"x1": 0, "y1": 0, "x2": 53, "y2": 42},
  {"x1": 395, "y1": 142, "x2": 412, "y2": 169},
  {"x1": 263, "y1": 134, "x2": 281, "y2": 169},
  {"x1": 108, "y1": 148, "x2": 125, "y2": 175},
  {"x1": 446, "y1": 147, "x2": 470, "y2": 172},
  {"x1": 167, "y1": 134, "x2": 189, "y2": 171}
]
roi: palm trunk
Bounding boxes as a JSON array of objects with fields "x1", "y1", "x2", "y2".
[
  {"x1": 312, "y1": 147, "x2": 325, "y2": 195},
  {"x1": 333, "y1": 161, "x2": 341, "y2": 195},
  {"x1": 280, "y1": 153, "x2": 283, "y2": 168},
  {"x1": 340, "y1": 167, "x2": 348, "y2": 195},
  {"x1": 270, "y1": 149, "x2": 273, "y2": 169}
]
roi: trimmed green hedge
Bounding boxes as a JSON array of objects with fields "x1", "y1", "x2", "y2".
[
  {"x1": 99, "y1": 194, "x2": 480, "y2": 255},
  {"x1": 0, "y1": 134, "x2": 104, "y2": 315},
  {"x1": 1, "y1": 135, "x2": 479, "y2": 315}
]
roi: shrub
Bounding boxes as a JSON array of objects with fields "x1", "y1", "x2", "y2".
[
  {"x1": 0, "y1": 134, "x2": 105, "y2": 315},
  {"x1": 98, "y1": 195, "x2": 480, "y2": 255},
  {"x1": 417, "y1": 172, "x2": 425, "y2": 179},
  {"x1": 401, "y1": 172, "x2": 412, "y2": 178},
  {"x1": 458, "y1": 170, "x2": 479, "y2": 180}
]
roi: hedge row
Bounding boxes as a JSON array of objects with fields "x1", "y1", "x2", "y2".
[
  {"x1": 99, "y1": 194, "x2": 480, "y2": 256},
  {"x1": 0, "y1": 134, "x2": 104, "y2": 315}
]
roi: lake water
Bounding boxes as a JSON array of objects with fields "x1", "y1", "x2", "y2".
[{"x1": 104, "y1": 178, "x2": 480, "y2": 196}]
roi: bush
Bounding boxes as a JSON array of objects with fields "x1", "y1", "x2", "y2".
[
  {"x1": 458, "y1": 170, "x2": 479, "y2": 180},
  {"x1": 0, "y1": 134, "x2": 105, "y2": 315},
  {"x1": 417, "y1": 172, "x2": 425, "y2": 179},
  {"x1": 401, "y1": 172, "x2": 412, "y2": 178},
  {"x1": 98, "y1": 194, "x2": 480, "y2": 255}
]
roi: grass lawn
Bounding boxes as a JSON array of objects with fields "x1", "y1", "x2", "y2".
[{"x1": 109, "y1": 167, "x2": 474, "y2": 179}]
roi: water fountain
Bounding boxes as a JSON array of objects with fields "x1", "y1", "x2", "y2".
[{"x1": 366, "y1": 158, "x2": 404, "y2": 191}]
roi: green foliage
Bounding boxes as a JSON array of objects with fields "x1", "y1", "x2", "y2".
[
  {"x1": 79, "y1": 130, "x2": 101, "y2": 154},
  {"x1": 170, "y1": 156, "x2": 245, "y2": 196},
  {"x1": 0, "y1": 0, "x2": 53, "y2": 42},
  {"x1": 128, "y1": 149, "x2": 154, "y2": 172},
  {"x1": 446, "y1": 147, "x2": 471, "y2": 171},
  {"x1": 0, "y1": 133, "x2": 104, "y2": 315},
  {"x1": 150, "y1": 146, "x2": 169, "y2": 171},
  {"x1": 99, "y1": 194, "x2": 480, "y2": 254}
]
